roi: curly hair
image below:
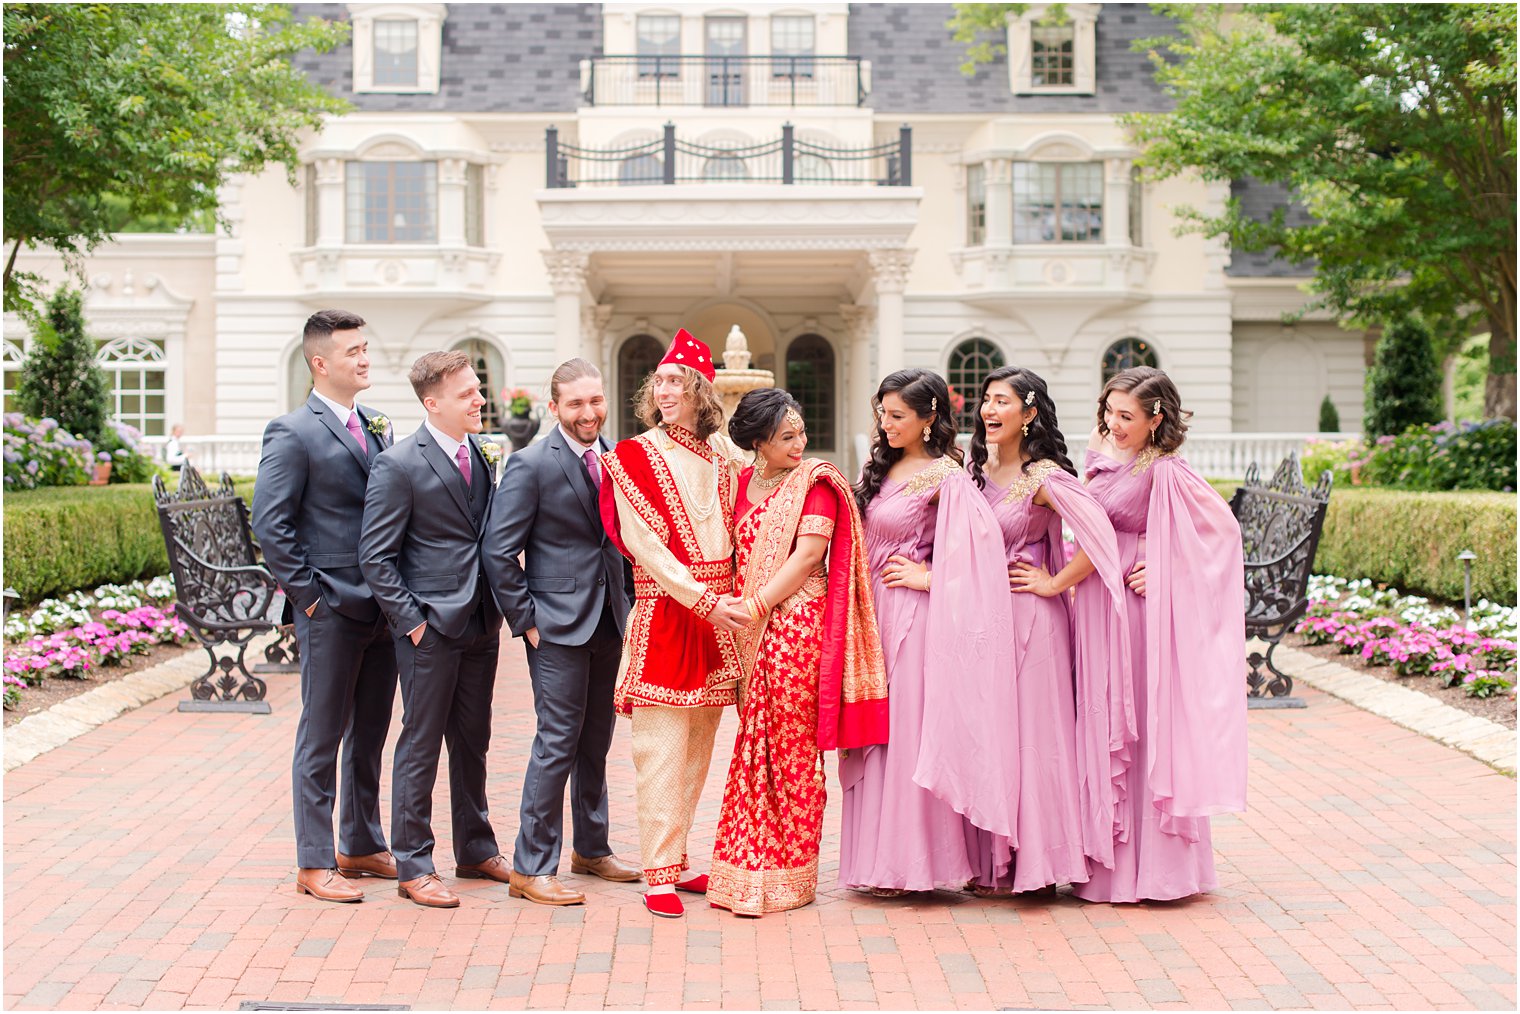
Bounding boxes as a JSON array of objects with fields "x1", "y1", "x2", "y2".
[
  {"x1": 1096, "y1": 366, "x2": 1192, "y2": 454},
  {"x1": 634, "y1": 366, "x2": 726, "y2": 441},
  {"x1": 969, "y1": 366, "x2": 1076, "y2": 488},
  {"x1": 853, "y1": 369, "x2": 962, "y2": 516},
  {"x1": 728, "y1": 387, "x2": 803, "y2": 451}
]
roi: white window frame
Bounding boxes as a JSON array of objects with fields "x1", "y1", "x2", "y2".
[
  {"x1": 1007, "y1": 3, "x2": 1097, "y2": 96},
  {"x1": 97, "y1": 336, "x2": 169, "y2": 437},
  {"x1": 349, "y1": 3, "x2": 447, "y2": 94}
]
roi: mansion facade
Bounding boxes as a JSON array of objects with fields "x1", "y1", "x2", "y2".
[{"x1": 4, "y1": 2, "x2": 1369, "y2": 469}]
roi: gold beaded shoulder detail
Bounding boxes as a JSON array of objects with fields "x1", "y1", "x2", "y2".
[
  {"x1": 1000, "y1": 460, "x2": 1064, "y2": 504},
  {"x1": 902, "y1": 456, "x2": 961, "y2": 497},
  {"x1": 1129, "y1": 445, "x2": 1177, "y2": 476}
]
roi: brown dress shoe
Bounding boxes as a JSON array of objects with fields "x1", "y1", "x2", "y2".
[
  {"x1": 296, "y1": 868, "x2": 363, "y2": 903},
  {"x1": 570, "y1": 851, "x2": 643, "y2": 883},
  {"x1": 398, "y1": 873, "x2": 460, "y2": 909},
  {"x1": 337, "y1": 850, "x2": 398, "y2": 880},
  {"x1": 508, "y1": 870, "x2": 586, "y2": 906},
  {"x1": 454, "y1": 855, "x2": 512, "y2": 883}
]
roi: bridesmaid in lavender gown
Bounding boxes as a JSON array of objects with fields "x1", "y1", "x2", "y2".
[
  {"x1": 1075, "y1": 366, "x2": 1248, "y2": 903},
  {"x1": 838, "y1": 369, "x2": 1017, "y2": 895},
  {"x1": 965, "y1": 366, "x2": 1133, "y2": 895}
]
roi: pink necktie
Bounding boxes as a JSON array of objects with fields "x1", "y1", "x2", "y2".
[
  {"x1": 455, "y1": 442, "x2": 472, "y2": 486},
  {"x1": 345, "y1": 412, "x2": 368, "y2": 456},
  {"x1": 583, "y1": 448, "x2": 601, "y2": 492}
]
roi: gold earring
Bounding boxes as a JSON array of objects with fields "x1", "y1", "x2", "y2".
[
  {"x1": 922, "y1": 425, "x2": 932, "y2": 443},
  {"x1": 1021, "y1": 422, "x2": 1030, "y2": 438}
]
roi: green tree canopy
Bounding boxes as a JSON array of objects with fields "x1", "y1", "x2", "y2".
[
  {"x1": 1123, "y1": 4, "x2": 1516, "y2": 419},
  {"x1": 2, "y1": 3, "x2": 349, "y2": 316}
]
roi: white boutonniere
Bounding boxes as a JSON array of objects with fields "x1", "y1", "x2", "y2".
[
  {"x1": 478, "y1": 439, "x2": 503, "y2": 482},
  {"x1": 366, "y1": 413, "x2": 391, "y2": 440}
]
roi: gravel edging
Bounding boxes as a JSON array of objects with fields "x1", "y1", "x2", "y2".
[
  {"x1": 3, "y1": 633, "x2": 277, "y2": 772},
  {"x1": 1275, "y1": 643, "x2": 1517, "y2": 775}
]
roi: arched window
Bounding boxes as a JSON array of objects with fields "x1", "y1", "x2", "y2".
[
  {"x1": 454, "y1": 338, "x2": 506, "y2": 432},
  {"x1": 797, "y1": 153, "x2": 832, "y2": 182},
  {"x1": 96, "y1": 337, "x2": 167, "y2": 436},
  {"x1": 702, "y1": 154, "x2": 749, "y2": 181},
  {"x1": 619, "y1": 154, "x2": 663, "y2": 186},
  {"x1": 617, "y1": 334, "x2": 664, "y2": 439},
  {"x1": 784, "y1": 334, "x2": 835, "y2": 452},
  {"x1": 1101, "y1": 337, "x2": 1159, "y2": 384},
  {"x1": 3, "y1": 339, "x2": 24, "y2": 414},
  {"x1": 945, "y1": 337, "x2": 1005, "y2": 434}
]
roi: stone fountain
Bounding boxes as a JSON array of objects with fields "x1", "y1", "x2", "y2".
[{"x1": 711, "y1": 324, "x2": 774, "y2": 419}]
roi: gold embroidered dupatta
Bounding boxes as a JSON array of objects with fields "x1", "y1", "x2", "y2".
[{"x1": 735, "y1": 458, "x2": 888, "y2": 750}]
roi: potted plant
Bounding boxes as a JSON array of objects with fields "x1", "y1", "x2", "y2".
[
  {"x1": 501, "y1": 386, "x2": 542, "y2": 451},
  {"x1": 90, "y1": 451, "x2": 112, "y2": 485}
]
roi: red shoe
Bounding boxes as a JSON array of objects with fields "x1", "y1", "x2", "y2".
[
  {"x1": 644, "y1": 892, "x2": 685, "y2": 918},
  {"x1": 675, "y1": 874, "x2": 709, "y2": 894}
]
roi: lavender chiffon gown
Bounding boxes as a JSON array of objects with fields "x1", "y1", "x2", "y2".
[
  {"x1": 838, "y1": 461, "x2": 1015, "y2": 891},
  {"x1": 1076, "y1": 447, "x2": 1246, "y2": 902}
]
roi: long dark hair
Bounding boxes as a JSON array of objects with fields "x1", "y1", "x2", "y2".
[
  {"x1": 1097, "y1": 366, "x2": 1192, "y2": 453},
  {"x1": 728, "y1": 387, "x2": 803, "y2": 451},
  {"x1": 969, "y1": 366, "x2": 1076, "y2": 488},
  {"x1": 853, "y1": 369, "x2": 961, "y2": 515}
]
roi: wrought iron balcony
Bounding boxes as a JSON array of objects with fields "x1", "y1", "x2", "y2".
[
  {"x1": 545, "y1": 124, "x2": 911, "y2": 188},
  {"x1": 581, "y1": 55, "x2": 869, "y2": 107}
]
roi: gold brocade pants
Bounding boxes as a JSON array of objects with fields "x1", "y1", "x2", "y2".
[{"x1": 631, "y1": 704, "x2": 723, "y2": 885}]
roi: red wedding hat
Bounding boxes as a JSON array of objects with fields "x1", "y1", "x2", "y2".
[{"x1": 657, "y1": 328, "x2": 716, "y2": 383}]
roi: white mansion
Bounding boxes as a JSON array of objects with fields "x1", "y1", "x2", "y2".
[{"x1": 4, "y1": 2, "x2": 1368, "y2": 473}]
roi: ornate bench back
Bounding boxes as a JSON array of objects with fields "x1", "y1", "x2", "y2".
[
  {"x1": 152, "y1": 465, "x2": 273, "y2": 628},
  {"x1": 1230, "y1": 454, "x2": 1333, "y2": 629}
]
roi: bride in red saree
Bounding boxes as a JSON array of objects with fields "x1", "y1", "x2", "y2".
[{"x1": 708, "y1": 389, "x2": 887, "y2": 916}]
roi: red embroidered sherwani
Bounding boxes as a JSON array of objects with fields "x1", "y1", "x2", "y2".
[{"x1": 599, "y1": 423, "x2": 745, "y2": 885}]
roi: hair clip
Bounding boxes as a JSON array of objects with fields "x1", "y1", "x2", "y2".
[
  {"x1": 930, "y1": 396, "x2": 937, "y2": 412},
  {"x1": 1153, "y1": 398, "x2": 1162, "y2": 415},
  {"x1": 1025, "y1": 390, "x2": 1036, "y2": 406}
]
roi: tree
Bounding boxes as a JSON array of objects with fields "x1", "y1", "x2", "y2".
[
  {"x1": 16, "y1": 287, "x2": 111, "y2": 444},
  {"x1": 2, "y1": 4, "x2": 349, "y2": 317},
  {"x1": 1364, "y1": 317, "x2": 1445, "y2": 438},
  {"x1": 1317, "y1": 395, "x2": 1340, "y2": 433},
  {"x1": 1120, "y1": 4, "x2": 1516, "y2": 419}
]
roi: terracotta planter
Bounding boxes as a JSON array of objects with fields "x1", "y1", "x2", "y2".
[{"x1": 89, "y1": 461, "x2": 113, "y2": 486}]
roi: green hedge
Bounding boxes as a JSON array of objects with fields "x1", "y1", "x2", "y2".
[
  {"x1": 4, "y1": 479, "x2": 256, "y2": 605},
  {"x1": 1214, "y1": 481, "x2": 1516, "y2": 605}
]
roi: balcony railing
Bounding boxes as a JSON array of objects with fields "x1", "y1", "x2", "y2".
[
  {"x1": 582, "y1": 55, "x2": 869, "y2": 107},
  {"x1": 545, "y1": 124, "x2": 911, "y2": 188}
]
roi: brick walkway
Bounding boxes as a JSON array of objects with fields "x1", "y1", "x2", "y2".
[{"x1": 5, "y1": 640, "x2": 1515, "y2": 1011}]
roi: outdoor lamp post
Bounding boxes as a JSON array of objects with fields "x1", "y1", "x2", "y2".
[{"x1": 1457, "y1": 549, "x2": 1476, "y2": 625}]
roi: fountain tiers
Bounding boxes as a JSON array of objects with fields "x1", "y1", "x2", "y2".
[{"x1": 711, "y1": 323, "x2": 775, "y2": 419}]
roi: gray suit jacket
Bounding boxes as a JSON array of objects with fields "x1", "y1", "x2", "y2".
[
  {"x1": 482, "y1": 427, "x2": 633, "y2": 646},
  {"x1": 251, "y1": 393, "x2": 391, "y2": 623},
  {"x1": 359, "y1": 424, "x2": 503, "y2": 641}
]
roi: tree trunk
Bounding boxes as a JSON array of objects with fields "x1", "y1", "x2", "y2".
[{"x1": 1485, "y1": 311, "x2": 1517, "y2": 420}]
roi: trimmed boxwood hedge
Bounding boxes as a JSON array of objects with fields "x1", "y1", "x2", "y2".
[
  {"x1": 1213, "y1": 481, "x2": 1515, "y2": 606},
  {"x1": 4, "y1": 479, "x2": 256, "y2": 605}
]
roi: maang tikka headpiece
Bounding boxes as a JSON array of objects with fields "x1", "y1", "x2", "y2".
[{"x1": 783, "y1": 407, "x2": 805, "y2": 431}]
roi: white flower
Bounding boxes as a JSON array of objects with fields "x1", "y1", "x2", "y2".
[
  {"x1": 366, "y1": 413, "x2": 391, "y2": 439},
  {"x1": 479, "y1": 440, "x2": 503, "y2": 467}
]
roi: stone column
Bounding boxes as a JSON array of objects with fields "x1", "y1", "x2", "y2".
[
  {"x1": 840, "y1": 302, "x2": 877, "y2": 474},
  {"x1": 1105, "y1": 157, "x2": 1132, "y2": 247},
  {"x1": 984, "y1": 158, "x2": 1013, "y2": 248},
  {"x1": 868, "y1": 248, "x2": 914, "y2": 379},
  {"x1": 581, "y1": 303, "x2": 612, "y2": 372},
  {"x1": 543, "y1": 250, "x2": 589, "y2": 364},
  {"x1": 438, "y1": 158, "x2": 469, "y2": 247},
  {"x1": 314, "y1": 158, "x2": 344, "y2": 247}
]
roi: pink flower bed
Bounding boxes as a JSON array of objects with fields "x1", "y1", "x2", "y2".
[
  {"x1": 3, "y1": 605, "x2": 189, "y2": 689},
  {"x1": 1296, "y1": 611, "x2": 1516, "y2": 699}
]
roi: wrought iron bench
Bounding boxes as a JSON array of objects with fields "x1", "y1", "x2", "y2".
[
  {"x1": 1229, "y1": 453, "x2": 1333, "y2": 708},
  {"x1": 153, "y1": 465, "x2": 282, "y2": 713}
]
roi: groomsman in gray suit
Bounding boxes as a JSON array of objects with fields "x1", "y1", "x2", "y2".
[
  {"x1": 251, "y1": 309, "x2": 398, "y2": 903},
  {"x1": 359, "y1": 349, "x2": 508, "y2": 909},
  {"x1": 483, "y1": 358, "x2": 639, "y2": 906}
]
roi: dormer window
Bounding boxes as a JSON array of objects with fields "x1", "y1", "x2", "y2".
[
  {"x1": 1008, "y1": 3, "x2": 1096, "y2": 95},
  {"x1": 349, "y1": 3, "x2": 446, "y2": 94},
  {"x1": 373, "y1": 19, "x2": 419, "y2": 87}
]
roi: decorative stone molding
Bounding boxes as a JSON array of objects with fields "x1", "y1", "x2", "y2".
[
  {"x1": 839, "y1": 303, "x2": 876, "y2": 343},
  {"x1": 1007, "y1": 3, "x2": 1097, "y2": 96},
  {"x1": 867, "y1": 249, "x2": 915, "y2": 294},
  {"x1": 543, "y1": 250, "x2": 590, "y2": 294}
]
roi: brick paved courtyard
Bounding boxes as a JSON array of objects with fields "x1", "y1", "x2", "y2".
[{"x1": 4, "y1": 639, "x2": 1515, "y2": 1011}]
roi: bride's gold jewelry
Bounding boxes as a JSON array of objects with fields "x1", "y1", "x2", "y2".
[
  {"x1": 751, "y1": 462, "x2": 798, "y2": 490},
  {"x1": 783, "y1": 407, "x2": 805, "y2": 431}
]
